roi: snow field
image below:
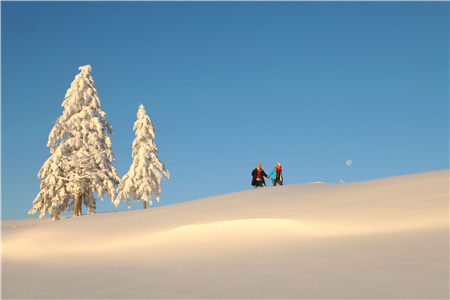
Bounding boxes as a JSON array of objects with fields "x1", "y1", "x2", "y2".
[{"x1": 2, "y1": 170, "x2": 449, "y2": 299}]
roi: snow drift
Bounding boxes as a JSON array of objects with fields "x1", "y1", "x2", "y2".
[{"x1": 2, "y1": 170, "x2": 449, "y2": 299}]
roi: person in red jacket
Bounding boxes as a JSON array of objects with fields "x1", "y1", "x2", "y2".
[{"x1": 251, "y1": 164, "x2": 269, "y2": 189}]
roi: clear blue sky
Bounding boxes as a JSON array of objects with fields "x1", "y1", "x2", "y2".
[{"x1": 2, "y1": 1, "x2": 449, "y2": 221}]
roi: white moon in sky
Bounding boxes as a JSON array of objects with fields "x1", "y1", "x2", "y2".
[{"x1": 346, "y1": 159, "x2": 353, "y2": 166}]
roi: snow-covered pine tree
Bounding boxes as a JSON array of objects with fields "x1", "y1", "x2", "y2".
[
  {"x1": 29, "y1": 65, "x2": 120, "y2": 221},
  {"x1": 115, "y1": 104, "x2": 170, "y2": 209}
]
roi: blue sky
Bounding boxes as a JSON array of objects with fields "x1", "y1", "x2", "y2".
[{"x1": 2, "y1": 1, "x2": 449, "y2": 221}]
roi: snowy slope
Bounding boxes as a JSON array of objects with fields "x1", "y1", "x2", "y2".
[{"x1": 2, "y1": 170, "x2": 449, "y2": 299}]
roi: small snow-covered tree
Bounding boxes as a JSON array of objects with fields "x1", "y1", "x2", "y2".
[
  {"x1": 29, "y1": 65, "x2": 120, "y2": 221},
  {"x1": 115, "y1": 104, "x2": 170, "y2": 209}
]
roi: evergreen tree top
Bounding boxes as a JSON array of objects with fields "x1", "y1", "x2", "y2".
[{"x1": 79, "y1": 65, "x2": 92, "y2": 73}]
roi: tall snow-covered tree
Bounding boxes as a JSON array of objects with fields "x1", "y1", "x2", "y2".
[
  {"x1": 29, "y1": 65, "x2": 120, "y2": 221},
  {"x1": 115, "y1": 104, "x2": 170, "y2": 209}
]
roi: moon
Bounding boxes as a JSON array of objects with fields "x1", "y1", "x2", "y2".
[{"x1": 346, "y1": 159, "x2": 353, "y2": 166}]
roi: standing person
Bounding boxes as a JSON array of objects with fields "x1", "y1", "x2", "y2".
[
  {"x1": 251, "y1": 164, "x2": 269, "y2": 189},
  {"x1": 269, "y1": 163, "x2": 284, "y2": 186}
]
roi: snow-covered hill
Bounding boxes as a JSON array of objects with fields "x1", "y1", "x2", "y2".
[{"x1": 2, "y1": 170, "x2": 449, "y2": 299}]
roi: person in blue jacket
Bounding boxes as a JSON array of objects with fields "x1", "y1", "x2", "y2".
[{"x1": 269, "y1": 163, "x2": 283, "y2": 186}]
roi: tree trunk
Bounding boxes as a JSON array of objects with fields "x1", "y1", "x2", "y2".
[
  {"x1": 77, "y1": 193, "x2": 82, "y2": 215},
  {"x1": 73, "y1": 189, "x2": 82, "y2": 216},
  {"x1": 143, "y1": 201, "x2": 147, "y2": 210}
]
